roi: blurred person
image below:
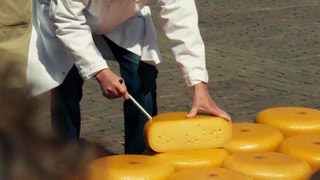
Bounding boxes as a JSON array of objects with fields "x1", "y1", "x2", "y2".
[
  {"x1": 0, "y1": 66, "x2": 97, "y2": 180},
  {"x1": 0, "y1": 1, "x2": 99, "y2": 179},
  {"x1": 27, "y1": 0, "x2": 232, "y2": 154},
  {"x1": 0, "y1": 0, "x2": 31, "y2": 88}
]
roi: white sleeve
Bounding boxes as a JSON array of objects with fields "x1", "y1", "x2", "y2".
[
  {"x1": 157, "y1": 0, "x2": 209, "y2": 86},
  {"x1": 49, "y1": 0, "x2": 108, "y2": 80}
]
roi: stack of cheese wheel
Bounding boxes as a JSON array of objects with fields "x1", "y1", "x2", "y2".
[
  {"x1": 277, "y1": 134, "x2": 320, "y2": 171},
  {"x1": 223, "y1": 122, "x2": 284, "y2": 154},
  {"x1": 84, "y1": 155, "x2": 174, "y2": 180},
  {"x1": 222, "y1": 152, "x2": 312, "y2": 179},
  {"x1": 167, "y1": 167, "x2": 252, "y2": 180},
  {"x1": 144, "y1": 112, "x2": 232, "y2": 152},
  {"x1": 154, "y1": 148, "x2": 229, "y2": 171},
  {"x1": 255, "y1": 107, "x2": 320, "y2": 137}
]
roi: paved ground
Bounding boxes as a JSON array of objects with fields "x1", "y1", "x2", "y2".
[{"x1": 35, "y1": 0, "x2": 320, "y2": 154}]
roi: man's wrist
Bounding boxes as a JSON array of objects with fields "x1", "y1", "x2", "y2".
[
  {"x1": 193, "y1": 81, "x2": 207, "y2": 90},
  {"x1": 94, "y1": 68, "x2": 109, "y2": 81}
]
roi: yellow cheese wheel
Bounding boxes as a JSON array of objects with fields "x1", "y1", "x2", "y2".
[
  {"x1": 277, "y1": 135, "x2": 320, "y2": 170},
  {"x1": 167, "y1": 167, "x2": 252, "y2": 180},
  {"x1": 84, "y1": 155, "x2": 174, "y2": 180},
  {"x1": 222, "y1": 152, "x2": 312, "y2": 179},
  {"x1": 144, "y1": 112, "x2": 232, "y2": 152},
  {"x1": 223, "y1": 123, "x2": 284, "y2": 154},
  {"x1": 256, "y1": 107, "x2": 320, "y2": 137},
  {"x1": 154, "y1": 148, "x2": 229, "y2": 171}
]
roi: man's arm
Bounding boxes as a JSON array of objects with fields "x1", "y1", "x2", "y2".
[
  {"x1": 50, "y1": 0, "x2": 107, "y2": 79},
  {"x1": 157, "y1": 0, "x2": 231, "y2": 120},
  {"x1": 50, "y1": 0, "x2": 127, "y2": 99},
  {"x1": 157, "y1": 0, "x2": 207, "y2": 86}
]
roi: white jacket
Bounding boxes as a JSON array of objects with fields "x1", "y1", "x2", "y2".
[{"x1": 26, "y1": 0, "x2": 208, "y2": 97}]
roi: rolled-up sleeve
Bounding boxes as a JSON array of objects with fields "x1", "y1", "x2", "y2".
[
  {"x1": 49, "y1": 0, "x2": 108, "y2": 80},
  {"x1": 157, "y1": 0, "x2": 209, "y2": 86}
]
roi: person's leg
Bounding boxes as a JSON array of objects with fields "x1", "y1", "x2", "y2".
[
  {"x1": 50, "y1": 66, "x2": 84, "y2": 142},
  {"x1": 103, "y1": 36, "x2": 158, "y2": 154}
]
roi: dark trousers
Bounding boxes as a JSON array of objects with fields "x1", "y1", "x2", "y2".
[
  {"x1": 51, "y1": 37, "x2": 158, "y2": 154},
  {"x1": 51, "y1": 66, "x2": 83, "y2": 141}
]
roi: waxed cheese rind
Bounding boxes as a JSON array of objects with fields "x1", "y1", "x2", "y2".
[
  {"x1": 167, "y1": 167, "x2": 253, "y2": 180},
  {"x1": 154, "y1": 148, "x2": 230, "y2": 171},
  {"x1": 85, "y1": 155, "x2": 175, "y2": 180},
  {"x1": 277, "y1": 134, "x2": 320, "y2": 170},
  {"x1": 223, "y1": 123, "x2": 284, "y2": 154},
  {"x1": 256, "y1": 107, "x2": 320, "y2": 137},
  {"x1": 222, "y1": 152, "x2": 312, "y2": 180}
]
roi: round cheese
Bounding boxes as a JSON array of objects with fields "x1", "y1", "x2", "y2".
[
  {"x1": 144, "y1": 112, "x2": 232, "y2": 152},
  {"x1": 222, "y1": 152, "x2": 312, "y2": 179},
  {"x1": 167, "y1": 167, "x2": 252, "y2": 180},
  {"x1": 154, "y1": 148, "x2": 229, "y2": 171},
  {"x1": 255, "y1": 107, "x2": 320, "y2": 137},
  {"x1": 277, "y1": 134, "x2": 320, "y2": 170},
  {"x1": 84, "y1": 155, "x2": 174, "y2": 180},
  {"x1": 223, "y1": 123, "x2": 284, "y2": 154}
]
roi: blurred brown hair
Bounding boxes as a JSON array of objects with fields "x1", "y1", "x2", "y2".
[{"x1": 0, "y1": 65, "x2": 97, "y2": 180}]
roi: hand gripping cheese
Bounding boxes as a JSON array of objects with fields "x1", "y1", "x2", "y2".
[
  {"x1": 277, "y1": 134, "x2": 320, "y2": 170},
  {"x1": 84, "y1": 155, "x2": 174, "y2": 180},
  {"x1": 167, "y1": 167, "x2": 253, "y2": 180},
  {"x1": 223, "y1": 123, "x2": 284, "y2": 154},
  {"x1": 222, "y1": 152, "x2": 312, "y2": 180},
  {"x1": 144, "y1": 112, "x2": 232, "y2": 152},
  {"x1": 154, "y1": 148, "x2": 229, "y2": 171},
  {"x1": 255, "y1": 107, "x2": 320, "y2": 137}
]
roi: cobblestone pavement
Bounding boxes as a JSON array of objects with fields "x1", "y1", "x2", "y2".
[{"x1": 35, "y1": 0, "x2": 320, "y2": 154}]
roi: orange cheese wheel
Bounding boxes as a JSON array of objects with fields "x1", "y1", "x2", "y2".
[
  {"x1": 277, "y1": 135, "x2": 320, "y2": 170},
  {"x1": 144, "y1": 112, "x2": 232, "y2": 152},
  {"x1": 256, "y1": 107, "x2": 320, "y2": 137},
  {"x1": 167, "y1": 167, "x2": 252, "y2": 180},
  {"x1": 154, "y1": 148, "x2": 229, "y2": 171},
  {"x1": 222, "y1": 152, "x2": 312, "y2": 179},
  {"x1": 223, "y1": 123, "x2": 284, "y2": 154},
  {"x1": 85, "y1": 155, "x2": 174, "y2": 180}
]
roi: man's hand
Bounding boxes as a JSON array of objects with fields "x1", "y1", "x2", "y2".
[
  {"x1": 186, "y1": 82, "x2": 232, "y2": 122},
  {"x1": 95, "y1": 69, "x2": 129, "y2": 99}
]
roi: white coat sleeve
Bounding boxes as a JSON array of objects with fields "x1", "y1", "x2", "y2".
[
  {"x1": 157, "y1": 0, "x2": 209, "y2": 86},
  {"x1": 49, "y1": 0, "x2": 108, "y2": 80}
]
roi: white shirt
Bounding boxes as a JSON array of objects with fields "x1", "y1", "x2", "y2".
[{"x1": 26, "y1": 0, "x2": 208, "y2": 96}]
